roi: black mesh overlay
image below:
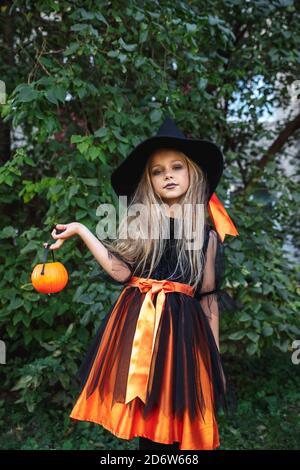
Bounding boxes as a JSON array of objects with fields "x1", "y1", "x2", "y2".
[{"x1": 74, "y1": 219, "x2": 237, "y2": 424}]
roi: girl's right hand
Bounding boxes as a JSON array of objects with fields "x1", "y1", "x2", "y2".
[{"x1": 43, "y1": 222, "x2": 82, "y2": 250}]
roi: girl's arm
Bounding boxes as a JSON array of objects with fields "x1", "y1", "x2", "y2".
[
  {"x1": 45, "y1": 222, "x2": 132, "y2": 283},
  {"x1": 199, "y1": 230, "x2": 220, "y2": 350},
  {"x1": 77, "y1": 224, "x2": 132, "y2": 283},
  {"x1": 200, "y1": 293, "x2": 220, "y2": 351},
  {"x1": 200, "y1": 229, "x2": 227, "y2": 392},
  {"x1": 199, "y1": 228, "x2": 231, "y2": 393}
]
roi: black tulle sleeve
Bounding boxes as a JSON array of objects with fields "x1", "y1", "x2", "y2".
[
  {"x1": 88, "y1": 249, "x2": 134, "y2": 285},
  {"x1": 198, "y1": 229, "x2": 238, "y2": 320}
]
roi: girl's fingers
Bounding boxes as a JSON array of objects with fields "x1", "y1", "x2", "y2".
[
  {"x1": 44, "y1": 240, "x2": 64, "y2": 250},
  {"x1": 49, "y1": 243, "x2": 59, "y2": 250},
  {"x1": 43, "y1": 239, "x2": 64, "y2": 249},
  {"x1": 51, "y1": 228, "x2": 65, "y2": 239},
  {"x1": 55, "y1": 224, "x2": 66, "y2": 229}
]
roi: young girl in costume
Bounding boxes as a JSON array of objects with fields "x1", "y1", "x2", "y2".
[{"x1": 46, "y1": 117, "x2": 238, "y2": 451}]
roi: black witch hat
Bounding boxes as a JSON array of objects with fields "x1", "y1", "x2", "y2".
[{"x1": 111, "y1": 116, "x2": 224, "y2": 201}]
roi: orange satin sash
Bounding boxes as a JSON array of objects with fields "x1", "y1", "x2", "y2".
[
  {"x1": 208, "y1": 192, "x2": 239, "y2": 243},
  {"x1": 123, "y1": 276, "x2": 195, "y2": 405}
]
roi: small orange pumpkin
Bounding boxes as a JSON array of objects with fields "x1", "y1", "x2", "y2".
[{"x1": 31, "y1": 243, "x2": 68, "y2": 294}]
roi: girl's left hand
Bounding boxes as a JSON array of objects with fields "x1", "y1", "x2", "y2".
[{"x1": 43, "y1": 222, "x2": 82, "y2": 250}]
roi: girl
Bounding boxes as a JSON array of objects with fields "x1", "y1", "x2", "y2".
[{"x1": 45, "y1": 117, "x2": 238, "y2": 451}]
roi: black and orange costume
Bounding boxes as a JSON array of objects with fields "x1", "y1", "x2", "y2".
[{"x1": 69, "y1": 217, "x2": 237, "y2": 450}]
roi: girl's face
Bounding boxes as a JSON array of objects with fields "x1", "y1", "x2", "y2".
[{"x1": 149, "y1": 149, "x2": 189, "y2": 207}]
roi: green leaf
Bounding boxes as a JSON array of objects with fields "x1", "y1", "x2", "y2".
[
  {"x1": 135, "y1": 12, "x2": 145, "y2": 21},
  {"x1": 111, "y1": 129, "x2": 128, "y2": 143},
  {"x1": 135, "y1": 56, "x2": 146, "y2": 68},
  {"x1": 246, "y1": 342, "x2": 259, "y2": 355},
  {"x1": 94, "y1": 12, "x2": 109, "y2": 26},
  {"x1": 186, "y1": 23, "x2": 197, "y2": 32},
  {"x1": 78, "y1": 8, "x2": 95, "y2": 20},
  {"x1": 78, "y1": 141, "x2": 89, "y2": 154},
  {"x1": 70, "y1": 134, "x2": 85, "y2": 144},
  {"x1": 246, "y1": 332, "x2": 260, "y2": 342},
  {"x1": 88, "y1": 146, "x2": 101, "y2": 160},
  {"x1": 68, "y1": 184, "x2": 79, "y2": 198},
  {"x1": 208, "y1": 16, "x2": 221, "y2": 26},
  {"x1": 228, "y1": 331, "x2": 246, "y2": 340},
  {"x1": 119, "y1": 38, "x2": 137, "y2": 52},
  {"x1": 94, "y1": 127, "x2": 108, "y2": 138},
  {"x1": 107, "y1": 50, "x2": 119, "y2": 58},
  {"x1": 71, "y1": 23, "x2": 89, "y2": 32},
  {"x1": 20, "y1": 241, "x2": 39, "y2": 255},
  {"x1": 118, "y1": 53, "x2": 127, "y2": 63},
  {"x1": 45, "y1": 87, "x2": 67, "y2": 105},
  {"x1": 7, "y1": 323, "x2": 18, "y2": 338},
  {"x1": 22, "y1": 314, "x2": 32, "y2": 327},
  {"x1": 11, "y1": 375, "x2": 33, "y2": 391},
  {"x1": 64, "y1": 42, "x2": 80, "y2": 56},
  {"x1": 239, "y1": 313, "x2": 252, "y2": 322},
  {"x1": 45, "y1": 116, "x2": 59, "y2": 133},
  {"x1": 0, "y1": 226, "x2": 17, "y2": 238},
  {"x1": 13, "y1": 311, "x2": 24, "y2": 326},
  {"x1": 139, "y1": 30, "x2": 148, "y2": 43},
  {"x1": 150, "y1": 109, "x2": 162, "y2": 123},
  {"x1": 77, "y1": 294, "x2": 94, "y2": 304},
  {"x1": 79, "y1": 178, "x2": 98, "y2": 186},
  {"x1": 76, "y1": 209, "x2": 88, "y2": 220},
  {"x1": 17, "y1": 85, "x2": 39, "y2": 103},
  {"x1": 262, "y1": 326, "x2": 274, "y2": 336}
]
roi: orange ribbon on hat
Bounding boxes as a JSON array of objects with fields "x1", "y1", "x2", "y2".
[
  {"x1": 208, "y1": 192, "x2": 239, "y2": 243},
  {"x1": 124, "y1": 276, "x2": 195, "y2": 405}
]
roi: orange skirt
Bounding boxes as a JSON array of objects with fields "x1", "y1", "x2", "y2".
[{"x1": 70, "y1": 277, "x2": 226, "y2": 450}]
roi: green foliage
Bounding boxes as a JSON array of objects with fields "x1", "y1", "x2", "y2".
[
  {"x1": 0, "y1": 0, "x2": 299, "y2": 447},
  {"x1": 218, "y1": 349, "x2": 300, "y2": 449},
  {"x1": 10, "y1": 323, "x2": 80, "y2": 412},
  {"x1": 221, "y1": 185, "x2": 300, "y2": 356}
]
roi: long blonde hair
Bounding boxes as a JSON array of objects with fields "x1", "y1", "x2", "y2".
[{"x1": 102, "y1": 149, "x2": 210, "y2": 291}]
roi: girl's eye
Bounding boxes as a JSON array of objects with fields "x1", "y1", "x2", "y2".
[{"x1": 152, "y1": 165, "x2": 183, "y2": 176}]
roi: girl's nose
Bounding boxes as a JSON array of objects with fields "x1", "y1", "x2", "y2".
[{"x1": 164, "y1": 168, "x2": 174, "y2": 178}]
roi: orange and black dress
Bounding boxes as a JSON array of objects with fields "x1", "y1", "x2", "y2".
[{"x1": 69, "y1": 218, "x2": 237, "y2": 450}]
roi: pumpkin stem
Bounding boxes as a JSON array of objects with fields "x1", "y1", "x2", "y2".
[{"x1": 40, "y1": 243, "x2": 55, "y2": 275}]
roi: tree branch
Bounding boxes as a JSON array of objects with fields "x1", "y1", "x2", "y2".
[{"x1": 232, "y1": 112, "x2": 300, "y2": 196}]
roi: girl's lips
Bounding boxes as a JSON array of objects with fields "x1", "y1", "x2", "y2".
[{"x1": 164, "y1": 184, "x2": 178, "y2": 189}]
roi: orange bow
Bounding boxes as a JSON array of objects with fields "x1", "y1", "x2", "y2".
[
  {"x1": 124, "y1": 276, "x2": 195, "y2": 405},
  {"x1": 208, "y1": 192, "x2": 239, "y2": 243}
]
